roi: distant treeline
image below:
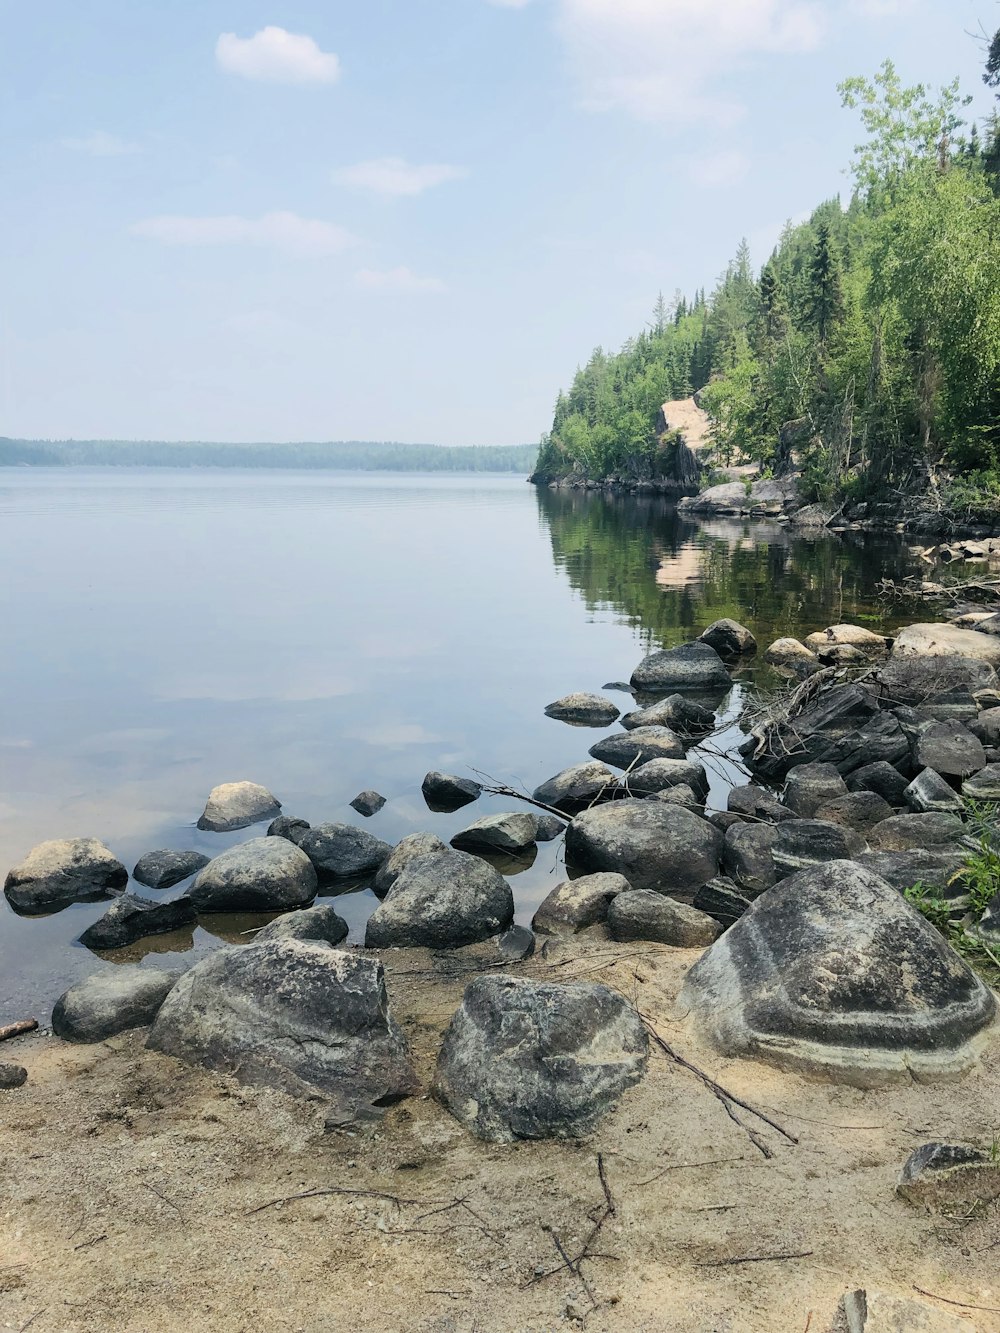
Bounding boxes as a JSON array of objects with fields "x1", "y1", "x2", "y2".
[{"x1": 0, "y1": 438, "x2": 537, "y2": 473}]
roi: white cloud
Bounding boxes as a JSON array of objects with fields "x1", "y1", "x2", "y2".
[
  {"x1": 131, "y1": 211, "x2": 356, "y2": 257},
  {"x1": 333, "y1": 157, "x2": 467, "y2": 197},
  {"x1": 552, "y1": 0, "x2": 826, "y2": 126},
  {"x1": 62, "y1": 130, "x2": 140, "y2": 156},
  {"x1": 687, "y1": 149, "x2": 752, "y2": 188},
  {"x1": 215, "y1": 27, "x2": 340, "y2": 84},
  {"x1": 356, "y1": 266, "x2": 446, "y2": 293}
]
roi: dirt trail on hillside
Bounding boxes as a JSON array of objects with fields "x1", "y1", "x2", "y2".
[{"x1": 2, "y1": 935, "x2": 1000, "y2": 1332}]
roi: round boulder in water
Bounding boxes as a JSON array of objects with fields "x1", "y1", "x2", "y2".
[
  {"x1": 133, "y1": 849, "x2": 210, "y2": 890},
  {"x1": 630, "y1": 642, "x2": 731, "y2": 694},
  {"x1": 298, "y1": 824, "x2": 392, "y2": 880},
  {"x1": 677, "y1": 861, "x2": 997, "y2": 1086},
  {"x1": 5, "y1": 838, "x2": 128, "y2": 915},
  {"x1": 196, "y1": 781, "x2": 281, "y2": 833},
  {"x1": 189, "y1": 838, "x2": 317, "y2": 912},
  {"x1": 532, "y1": 762, "x2": 617, "y2": 814},
  {"x1": 365, "y1": 849, "x2": 514, "y2": 950},
  {"x1": 433, "y1": 975, "x2": 647, "y2": 1143},
  {"x1": 589, "y1": 727, "x2": 684, "y2": 770},
  {"x1": 543, "y1": 693, "x2": 621, "y2": 726},
  {"x1": 699, "y1": 619, "x2": 757, "y2": 658},
  {"x1": 450, "y1": 812, "x2": 538, "y2": 857},
  {"x1": 566, "y1": 800, "x2": 723, "y2": 895}
]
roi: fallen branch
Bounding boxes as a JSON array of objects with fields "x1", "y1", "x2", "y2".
[
  {"x1": 696, "y1": 1250, "x2": 813, "y2": 1268},
  {"x1": 0, "y1": 1019, "x2": 38, "y2": 1044},
  {"x1": 18, "y1": 1313, "x2": 45, "y2": 1333},
  {"x1": 522, "y1": 1155, "x2": 618, "y2": 1305},
  {"x1": 640, "y1": 1014, "x2": 798, "y2": 1159},
  {"x1": 912, "y1": 1285, "x2": 1000, "y2": 1314},
  {"x1": 248, "y1": 1186, "x2": 427, "y2": 1215},
  {"x1": 469, "y1": 770, "x2": 571, "y2": 822},
  {"x1": 635, "y1": 1156, "x2": 745, "y2": 1187}
]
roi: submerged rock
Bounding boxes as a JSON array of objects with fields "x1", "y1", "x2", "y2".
[
  {"x1": 698, "y1": 618, "x2": 756, "y2": 658},
  {"x1": 149, "y1": 940, "x2": 417, "y2": 1113},
  {"x1": 677, "y1": 861, "x2": 996, "y2": 1085},
  {"x1": 607, "y1": 890, "x2": 720, "y2": 947},
  {"x1": 253, "y1": 903, "x2": 349, "y2": 947},
  {"x1": 589, "y1": 726, "x2": 684, "y2": 769},
  {"x1": 450, "y1": 812, "x2": 538, "y2": 857},
  {"x1": 299, "y1": 824, "x2": 392, "y2": 880},
  {"x1": 365, "y1": 849, "x2": 514, "y2": 949},
  {"x1": 566, "y1": 800, "x2": 722, "y2": 895},
  {"x1": 79, "y1": 893, "x2": 197, "y2": 950},
  {"x1": 133, "y1": 849, "x2": 210, "y2": 890},
  {"x1": 53, "y1": 968, "x2": 183, "y2": 1043},
  {"x1": 531, "y1": 873, "x2": 629, "y2": 935},
  {"x1": 544, "y1": 693, "x2": 621, "y2": 726},
  {"x1": 433, "y1": 975, "x2": 647, "y2": 1143},
  {"x1": 197, "y1": 781, "x2": 281, "y2": 833},
  {"x1": 532, "y1": 761, "x2": 617, "y2": 814},
  {"x1": 5, "y1": 838, "x2": 128, "y2": 915},
  {"x1": 620, "y1": 694, "x2": 715, "y2": 739},
  {"x1": 349, "y1": 790, "x2": 386, "y2": 817},
  {"x1": 630, "y1": 642, "x2": 731, "y2": 694},
  {"x1": 372, "y1": 832, "x2": 448, "y2": 899},
  {"x1": 189, "y1": 838, "x2": 317, "y2": 912},
  {"x1": 421, "y1": 771, "x2": 481, "y2": 812}
]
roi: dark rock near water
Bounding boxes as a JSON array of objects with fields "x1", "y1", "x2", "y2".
[
  {"x1": 254, "y1": 903, "x2": 349, "y2": 947},
  {"x1": 498, "y1": 925, "x2": 536, "y2": 961},
  {"x1": 723, "y1": 823, "x2": 778, "y2": 896},
  {"x1": 450, "y1": 812, "x2": 538, "y2": 856},
  {"x1": 607, "y1": 890, "x2": 720, "y2": 947},
  {"x1": 372, "y1": 832, "x2": 447, "y2": 899},
  {"x1": 905, "y1": 768, "x2": 964, "y2": 814},
  {"x1": 699, "y1": 618, "x2": 756, "y2": 658},
  {"x1": 197, "y1": 781, "x2": 281, "y2": 833},
  {"x1": 747, "y1": 684, "x2": 909, "y2": 782},
  {"x1": 531, "y1": 872, "x2": 629, "y2": 935},
  {"x1": 771, "y1": 819, "x2": 866, "y2": 876},
  {"x1": 0, "y1": 1062, "x2": 27, "y2": 1089},
  {"x1": 589, "y1": 726, "x2": 684, "y2": 769},
  {"x1": 846, "y1": 761, "x2": 910, "y2": 808},
  {"x1": 678, "y1": 860, "x2": 997, "y2": 1085},
  {"x1": 811, "y1": 791, "x2": 893, "y2": 833},
  {"x1": 133, "y1": 849, "x2": 210, "y2": 890},
  {"x1": 784, "y1": 763, "x2": 849, "y2": 818},
  {"x1": 299, "y1": 823, "x2": 392, "y2": 880},
  {"x1": 566, "y1": 800, "x2": 723, "y2": 895},
  {"x1": 763, "y1": 637, "x2": 821, "y2": 678},
  {"x1": 866, "y1": 812, "x2": 964, "y2": 853},
  {"x1": 913, "y1": 721, "x2": 986, "y2": 779},
  {"x1": 421, "y1": 771, "x2": 481, "y2": 812},
  {"x1": 266, "y1": 816, "x2": 311, "y2": 846},
  {"x1": 621, "y1": 757, "x2": 709, "y2": 802},
  {"x1": 53, "y1": 968, "x2": 183, "y2": 1043},
  {"x1": 189, "y1": 838, "x2": 317, "y2": 912},
  {"x1": 433, "y1": 975, "x2": 648, "y2": 1143},
  {"x1": 620, "y1": 693, "x2": 715, "y2": 739},
  {"x1": 630, "y1": 642, "x2": 731, "y2": 695},
  {"x1": 349, "y1": 790, "x2": 386, "y2": 817},
  {"x1": 149, "y1": 940, "x2": 417, "y2": 1113},
  {"x1": 5, "y1": 838, "x2": 128, "y2": 915},
  {"x1": 532, "y1": 761, "x2": 617, "y2": 814},
  {"x1": 693, "y1": 878, "x2": 753, "y2": 930},
  {"x1": 544, "y1": 693, "x2": 621, "y2": 726},
  {"x1": 707, "y1": 810, "x2": 744, "y2": 833},
  {"x1": 875, "y1": 654, "x2": 1000, "y2": 709},
  {"x1": 534, "y1": 814, "x2": 566, "y2": 842},
  {"x1": 651, "y1": 783, "x2": 702, "y2": 810},
  {"x1": 79, "y1": 893, "x2": 197, "y2": 950},
  {"x1": 727, "y1": 784, "x2": 795, "y2": 823},
  {"x1": 365, "y1": 849, "x2": 514, "y2": 950}
]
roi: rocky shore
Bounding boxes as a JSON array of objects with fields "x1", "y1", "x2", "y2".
[{"x1": 5, "y1": 617, "x2": 1000, "y2": 1329}]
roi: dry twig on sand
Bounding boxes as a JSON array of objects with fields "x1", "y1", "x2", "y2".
[
  {"x1": 0, "y1": 1018, "x2": 38, "y2": 1044},
  {"x1": 523, "y1": 1154, "x2": 619, "y2": 1310}
]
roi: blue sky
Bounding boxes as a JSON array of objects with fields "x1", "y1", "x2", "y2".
[{"x1": 1, "y1": 0, "x2": 996, "y2": 446}]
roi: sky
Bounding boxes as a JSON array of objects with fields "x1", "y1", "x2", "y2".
[{"x1": 1, "y1": 0, "x2": 998, "y2": 447}]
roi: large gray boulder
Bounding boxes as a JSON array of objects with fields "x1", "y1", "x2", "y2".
[
  {"x1": 891, "y1": 623, "x2": 1000, "y2": 666},
  {"x1": 372, "y1": 832, "x2": 447, "y2": 899},
  {"x1": 196, "y1": 781, "x2": 281, "y2": 832},
  {"x1": 253, "y1": 904, "x2": 349, "y2": 947},
  {"x1": 846, "y1": 761, "x2": 910, "y2": 808},
  {"x1": 630, "y1": 642, "x2": 731, "y2": 694},
  {"x1": 875, "y1": 653, "x2": 1000, "y2": 709},
  {"x1": 421, "y1": 771, "x2": 481, "y2": 811},
  {"x1": 905, "y1": 768, "x2": 964, "y2": 814},
  {"x1": 79, "y1": 893, "x2": 197, "y2": 950},
  {"x1": 299, "y1": 824, "x2": 392, "y2": 880},
  {"x1": 450, "y1": 812, "x2": 537, "y2": 856},
  {"x1": 620, "y1": 694, "x2": 715, "y2": 739},
  {"x1": 621, "y1": 757, "x2": 709, "y2": 802},
  {"x1": 133, "y1": 849, "x2": 210, "y2": 890},
  {"x1": 53, "y1": 968, "x2": 182, "y2": 1043},
  {"x1": 433, "y1": 975, "x2": 647, "y2": 1143},
  {"x1": 148, "y1": 940, "x2": 417, "y2": 1113},
  {"x1": 771, "y1": 819, "x2": 866, "y2": 876},
  {"x1": 589, "y1": 727, "x2": 684, "y2": 769},
  {"x1": 677, "y1": 861, "x2": 996, "y2": 1085},
  {"x1": 913, "y1": 721, "x2": 986, "y2": 779},
  {"x1": 5, "y1": 838, "x2": 128, "y2": 915},
  {"x1": 544, "y1": 693, "x2": 620, "y2": 726},
  {"x1": 698, "y1": 619, "x2": 756, "y2": 658},
  {"x1": 531, "y1": 873, "x2": 629, "y2": 935},
  {"x1": 365, "y1": 849, "x2": 514, "y2": 949},
  {"x1": 607, "y1": 891, "x2": 720, "y2": 947},
  {"x1": 532, "y1": 761, "x2": 617, "y2": 814},
  {"x1": 866, "y1": 813, "x2": 964, "y2": 853},
  {"x1": 723, "y1": 823, "x2": 778, "y2": 896},
  {"x1": 566, "y1": 800, "x2": 722, "y2": 894},
  {"x1": 189, "y1": 838, "x2": 317, "y2": 912}
]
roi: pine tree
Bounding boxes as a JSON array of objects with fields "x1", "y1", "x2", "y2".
[
  {"x1": 807, "y1": 222, "x2": 843, "y2": 347},
  {"x1": 758, "y1": 261, "x2": 788, "y2": 345}
]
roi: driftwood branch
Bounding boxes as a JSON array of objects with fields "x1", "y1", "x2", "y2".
[
  {"x1": 248, "y1": 1186, "x2": 427, "y2": 1215},
  {"x1": 0, "y1": 1018, "x2": 38, "y2": 1044},
  {"x1": 696, "y1": 1250, "x2": 813, "y2": 1268}
]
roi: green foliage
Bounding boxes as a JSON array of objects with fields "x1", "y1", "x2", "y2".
[
  {"x1": 537, "y1": 53, "x2": 1000, "y2": 500},
  {"x1": 903, "y1": 881, "x2": 953, "y2": 933}
]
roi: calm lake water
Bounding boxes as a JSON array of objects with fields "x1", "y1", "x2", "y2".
[{"x1": 0, "y1": 470, "x2": 920, "y2": 1018}]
